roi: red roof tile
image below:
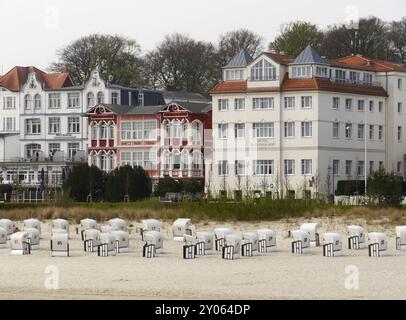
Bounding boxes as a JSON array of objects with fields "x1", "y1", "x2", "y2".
[
  {"x1": 0, "y1": 66, "x2": 73, "y2": 92},
  {"x1": 209, "y1": 81, "x2": 247, "y2": 94}
]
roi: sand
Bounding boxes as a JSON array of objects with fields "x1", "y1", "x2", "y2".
[{"x1": 0, "y1": 217, "x2": 405, "y2": 300}]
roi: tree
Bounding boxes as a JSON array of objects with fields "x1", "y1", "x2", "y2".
[
  {"x1": 154, "y1": 176, "x2": 182, "y2": 197},
  {"x1": 104, "y1": 165, "x2": 151, "y2": 202},
  {"x1": 182, "y1": 178, "x2": 204, "y2": 195},
  {"x1": 217, "y1": 29, "x2": 263, "y2": 68},
  {"x1": 64, "y1": 163, "x2": 105, "y2": 202},
  {"x1": 50, "y1": 34, "x2": 143, "y2": 86},
  {"x1": 269, "y1": 21, "x2": 324, "y2": 55},
  {"x1": 142, "y1": 33, "x2": 217, "y2": 95},
  {"x1": 322, "y1": 17, "x2": 390, "y2": 59},
  {"x1": 367, "y1": 169, "x2": 403, "y2": 206},
  {"x1": 387, "y1": 17, "x2": 406, "y2": 64}
]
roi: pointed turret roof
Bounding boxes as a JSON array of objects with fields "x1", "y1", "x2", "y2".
[
  {"x1": 224, "y1": 49, "x2": 254, "y2": 68},
  {"x1": 290, "y1": 45, "x2": 327, "y2": 65}
]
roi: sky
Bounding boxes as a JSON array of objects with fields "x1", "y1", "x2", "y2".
[{"x1": 0, "y1": 0, "x2": 405, "y2": 73}]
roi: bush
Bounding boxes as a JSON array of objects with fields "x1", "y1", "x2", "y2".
[
  {"x1": 368, "y1": 169, "x2": 403, "y2": 206},
  {"x1": 0, "y1": 184, "x2": 13, "y2": 200},
  {"x1": 64, "y1": 164, "x2": 106, "y2": 202},
  {"x1": 155, "y1": 177, "x2": 182, "y2": 197},
  {"x1": 182, "y1": 178, "x2": 204, "y2": 195},
  {"x1": 104, "y1": 165, "x2": 151, "y2": 202},
  {"x1": 336, "y1": 180, "x2": 365, "y2": 196}
]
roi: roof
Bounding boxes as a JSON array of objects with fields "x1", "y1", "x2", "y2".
[
  {"x1": 264, "y1": 52, "x2": 295, "y2": 65},
  {"x1": 108, "y1": 84, "x2": 162, "y2": 94},
  {"x1": 101, "y1": 104, "x2": 165, "y2": 115},
  {"x1": 161, "y1": 90, "x2": 209, "y2": 103},
  {"x1": 333, "y1": 55, "x2": 406, "y2": 73},
  {"x1": 210, "y1": 74, "x2": 388, "y2": 97},
  {"x1": 225, "y1": 49, "x2": 254, "y2": 68},
  {"x1": 173, "y1": 101, "x2": 212, "y2": 114},
  {"x1": 290, "y1": 45, "x2": 327, "y2": 65},
  {"x1": 0, "y1": 66, "x2": 72, "y2": 92}
]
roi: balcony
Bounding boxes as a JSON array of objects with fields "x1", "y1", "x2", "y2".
[{"x1": 329, "y1": 77, "x2": 382, "y2": 87}]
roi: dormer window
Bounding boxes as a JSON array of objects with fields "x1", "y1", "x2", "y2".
[
  {"x1": 363, "y1": 73, "x2": 372, "y2": 85},
  {"x1": 292, "y1": 66, "x2": 311, "y2": 78},
  {"x1": 251, "y1": 59, "x2": 276, "y2": 81},
  {"x1": 225, "y1": 69, "x2": 243, "y2": 81}
]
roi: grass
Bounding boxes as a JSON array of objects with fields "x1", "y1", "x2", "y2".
[{"x1": 0, "y1": 198, "x2": 405, "y2": 225}]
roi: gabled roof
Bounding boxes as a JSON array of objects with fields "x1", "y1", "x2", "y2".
[
  {"x1": 225, "y1": 49, "x2": 254, "y2": 68},
  {"x1": 174, "y1": 101, "x2": 212, "y2": 114},
  {"x1": 161, "y1": 90, "x2": 209, "y2": 103},
  {"x1": 264, "y1": 52, "x2": 295, "y2": 65},
  {"x1": 0, "y1": 66, "x2": 73, "y2": 92},
  {"x1": 334, "y1": 55, "x2": 406, "y2": 73},
  {"x1": 290, "y1": 45, "x2": 327, "y2": 65}
]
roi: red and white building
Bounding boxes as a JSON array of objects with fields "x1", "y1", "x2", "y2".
[{"x1": 86, "y1": 100, "x2": 212, "y2": 185}]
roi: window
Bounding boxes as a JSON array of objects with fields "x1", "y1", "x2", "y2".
[
  {"x1": 369, "y1": 125, "x2": 374, "y2": 140},
  {"x1": 3, "y1": 96, "x2": 15, "y2": 109},
  {"x1": 333, "y1": 160, "x2": 339, "y2": 175},
  {"x1": 173, "y1": 152, "x2": 181, "y2": 170},
  {"x1": 235, "y1": 160, "x2": 246, "y2": 176},
  {"x1": 48, "y1": 117, "x2": 60, "y2": 134},
  {"x1": 26, "y1": 119, "x2": 41, "y2": 134},
  {"x1": 398, "y1": 78, "x2": 403, "y2": 90},
  {"x1": 68, "y1": 93, "x2": 80, "y2": 108},
  {"x1": 97, "y1": 92, "x2": 104, "y2": 104},
  {"x1": 316, "y1": 66, "x2": 328, "y2": 77},
  {"x1": 379, "y1": 101, "x2": 383, "y2": 113},
  {"x1": 301, "y1": 159, "x2": 312, "y2": 175},
  {"x1": 87, "y1": 92, "x2": 95, "y2": 107},
  {"x1": 292, "y1": 66, "x2": 312, "y2": 78},
  {"x1": 363, "y1": 73, "x2": 372, "y2": 85},
  {"x1": 357, "y1": 100, "x2": 364, "y2": 112},
  {"x1": 138, "y1": 91, "x2": 144, "y2": 107},
  {"x1": 144, "y1": 121, "x2": 156, "y2": 140},
  {"x1": 284, "y1": 97, "x2": 295, "y2": 109},
  {"x1": 34, "y1": 94, "x2": 41, "y2": 109},
  {"x1": 335, "y1": 69, "x2": 346, "y2": 82},
  {"x1": 172, "y1": 121, "x2": 181, "y2": 139},
  {"x1": 225, "y1": 70, "x2": 243, "y2": 81},
  {"x1": 181, "y1": 152, "x2": 189, "y2": 171},
  {"x1": 332, "y1": 97, "x2": 340, "y2": 110},
  {"x1": 48, "y1": 93, "x2": 61, "y2": 109},
  {"x1": 234, "y1": 123, "x2": 245, "y2": 138},
  {"x1": 253, "y1": 122, "x2": 274, "y2": 138},
  {"x1": 358, "y1": 124, "x2": 365, "y2": 140},
  {"x1": 368, "y1": 101, "x2": 374, "y2": 112},
  {"x1": 345, "y1": 123, "x2": 352, "y2": 139},
  {"x1": 345, "y1": 160, "x2": 352, "y2": 176},
  {"x1": 284, "y1": 160, "x2": 295, "y2": 175},
  {"x1": 369, "y1": 161, "x2": 374, "y2": 174},
  {"x1": 91, "y1": 125, "x2": 98, "y2": 140},
  {"x1": 349, "y1": 71, "x2": 360, "y2": 83},
  {"x1": 182, "y1": 122, "x2": 189, "y2": 139},
  {"x1": 25, "y1": 94, "x2": 33, "y2": 109},
  {"x1": 345, "y1": 98, "x2": 352, "y2": 111},
  {"x1": 398, "y1": 126, "x2": 402, "y2": 141},
  {"x1": 254, "y1": 160, "x2": 274, "y2": 175},
  {"x1": 398, "y1": 102, "x2": 403, "y2": 113},
  {"x1": 379, "y1": 161, "x2": 384, "y2": 170},
  {"x1": 218, "y1": 123, "x2": 228, "y2": 139},
  {"x1": 4, "y1": 117, "x2": 15, "y2": 131},
  {"x1": 301, "y1": 96, "x2": 312, "y2": 108},
  {"x1": 121, "y1": 152, "x2": 132, "y2": 166},
  {"x1": 301, "y1": 122, "x2": 312, "y2": 137},
  {"x1": 253, "y1": 97, "x2": 274, "y2": 110},
  {"x1": 68, "y1": 117, "x2": 80, "y2": 134},
  {"x1": 26, "y1": 144, "x2": 41, "y2": 159},
  {"x1": 121, "y1": 122, "x2": 132, "y2": 140},
  {"x1": 251, "y1": 59, "x2": 276, "y2": 81},
  {"x1": 284, "y1": 122, "x2": 295, "y2": 138},
  {"x1": 357, "y1": 161, "x2": 365, "y2": 176},
  {"x1": 132, "y1": 122, "x2": 143, "y2": 140},
  {"x1": 333, "y1": 122, "x2": 339, "y2": 138},
  {"x1": 144, "y1": 151, "x2": 156, "y2": 170},
  {"x1": 378, "y1": 125, "x2": 383, "y2": 140},
  {"x1": 192, "y1": 122, "x2": 201, "y2": 141},
  {"x1": 192, "y1": 152, "x2": 202, "y2": 170},
  {"x1": 218, "y1": 160, "x2": 228, "y2": 176},
  {"x1": 68, "y1": 143, "x2": 80, "y2": 160},
  {"x1": 218, "y1": 99, "x2": 229, "y2": 111},
  {"x1": 100, "y1": 124, "x2": 108, "y2": 139},
  {"x1": 111, "y1": 92, "x2": 119, "y2": 104},
  {"x1": 234, "y1": 98, "x2": 245, "y2": 110},
  {"x1": 398, "y1": 161, "x2": 402, "y2": 173},
  {"x1": 49, "y1": 143, "x2": 60, "y2": 153}
]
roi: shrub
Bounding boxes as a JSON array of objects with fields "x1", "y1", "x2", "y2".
[
  {"x1": 155, "y1": 176, "x2": 182, "y2": 197},
  {"x1": 367, "y1": 169, "x2": 403, "y2": 206},
  {"x1": 336, "y1": 180, "x2": 365, "y2": 196}
]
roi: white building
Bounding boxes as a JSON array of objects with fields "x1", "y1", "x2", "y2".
[{"x1": 208, "y1": 46, "x2": 405, "y2": 199}]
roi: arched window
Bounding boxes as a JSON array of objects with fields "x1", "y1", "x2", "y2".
[
  {"x1": 173, "y1": 151, "x2": 181, "y2": 170},
  {"x1": 192, "y1": 121, "x2": 202, "y2": 141},
  {"x1": 25, "y1": 94, "x2": 33, "y2": 109},
  {"x1": 97, "y1": 92, "x2": 104, "y2": 104},
  {"x1": 87, "y1": 92, "x2": 94, "y2": 107},
  {"x1": 111, "y1": 92, "x2": 119, "y2": 104},
  {"x1": 163, "y1": 152, "x2": 170, "y2": 171},
  {"x1": 90, "y1": 153, "x2": 98, "y2": 167},
  {"x1": 100, "y1": 123, "x2": 108, "y2": 139},
  {"x1": 34, "y1": 94, "x2": 41, "y2": 109},
  {"x1": 251, "y1": 59, "x2": 276, "y2": 81},
  {"x1": 182, "y1": 121, "x2": 189, "y2": 139},
  {"x1": 181, "y1": 152, "x2": 189, "y2": 171},
  {"x1": 26, "y1": 144, "x2": 41, "y2": 159},
  {"x1": 172, "y1": 120, "x2": 181, "y2": 138},
  {"x1": 100, "y1": 153, "x2": 108, "y2": 171},
  {"x1": 192, "y1": 152, "x2": 202, "y2": 170}
]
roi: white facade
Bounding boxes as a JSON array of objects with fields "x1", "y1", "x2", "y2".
[{"x1": 208, "y1": 49, "x2": 404, "y2": 199}]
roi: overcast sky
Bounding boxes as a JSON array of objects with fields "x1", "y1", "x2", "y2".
[{"x1": 0, "y1": 0, "x2": 404, "y2": 73}]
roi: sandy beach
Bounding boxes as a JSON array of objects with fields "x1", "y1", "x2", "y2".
[{"x1": 0, "y1": 217, "x2": 405, "y2": 300}]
